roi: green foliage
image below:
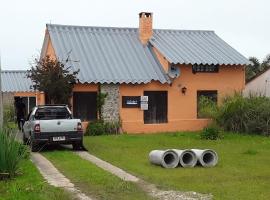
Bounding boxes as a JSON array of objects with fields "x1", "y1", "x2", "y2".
[
  {"x1": 201, "y1": 123, "x2": 223, "y2": 140},
  {"x1": 218, "y1": 94, "x2": 270, "y2": 135},
  {"x1": 0, "y1": 160, "x2": 72, "y2": 199},
  {"x1": 97, "y1": 92, "x2": 108, "y2": 120},
  {"x1": 85, "y1": 120, "x2": 105, "y2": 136},
  {"x1": 27, "y1": 55, "x2": 79, "y2": 104},
  {"x1": 0, "y1": 130, "x2": 29, "y2": 180},
  {"x1": 85, "y1": 120, "x2": 121, "y2": 136},
  {"x1": 3, "y1": 104, "x2": 17, "y2": 131},
  {"x1": 3, "y1": 104, "x2": 15, "y2": 124},
  {"x1": 199, "y1": 93, "x2": 270, "y2": 135},
  {"x1": 246, "y1": 55, "x2": 270, "y2": 82},
  {"x1": 198, "y1": 95, "x2": 218, "y2": 119}
]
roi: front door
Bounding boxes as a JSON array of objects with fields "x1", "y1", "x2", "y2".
[{"x1": 144, "y1": 91, "x2": 168, "y2": 124}]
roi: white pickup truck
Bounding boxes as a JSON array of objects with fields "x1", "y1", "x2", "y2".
[{"x1": 23, "y1": 105, "x2": 83, "y2": 152}]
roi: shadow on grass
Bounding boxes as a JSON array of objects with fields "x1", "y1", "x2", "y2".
[{"x1": 30, "y1": 143, "x2": 88, "y2": 153}]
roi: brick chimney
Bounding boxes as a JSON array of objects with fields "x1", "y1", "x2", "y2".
[{"x1": 139, "y1": 12, "x2": 153, "y2": 44}]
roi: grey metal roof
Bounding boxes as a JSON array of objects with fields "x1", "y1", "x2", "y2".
[
  {"x1": 46, "y1": 24, "x2": 170, "y2": 84},
  {"x1": 46, "y1": 24, "x2": 249, "y2": 84},
  {"x1": 151, "y1": 29, "x2": 249, "y2": 65},
  {"x1": 1, "y1": 70, "x2": 33, "y2": 92}
]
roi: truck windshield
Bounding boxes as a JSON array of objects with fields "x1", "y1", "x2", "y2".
[{"x1": 35, "y1": 107, "x2": 71, "y2": 120}]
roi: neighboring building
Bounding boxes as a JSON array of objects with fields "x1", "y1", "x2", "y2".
[
  {"x1": 1, "y1": 70, "x2": 45, "y2": 115},
  {"x1": 244, "y1": 68, "x2": 270, "y2": 97},
  {"x1": 39, "y1": 12, "x2": 248, "y2": 133}
]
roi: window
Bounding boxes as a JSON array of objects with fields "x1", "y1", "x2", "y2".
[
  {"x1": 29, "y1": 97, "x2": 36, "y2": 112},
  {"x1": 73, "y1": 92, "x2": 97, "y2": 121},
  {"x1": 197, "y1": 90, "x2": 217, "y2": 118},
  {"x1": 192, "y1": 64, "x2": 219, "y2": 73},
  {"x1": 144, "y1": 91, "x2": 168, "y2": 124},
  {"x1": 35, "y1": 107, "x2": 71, "y2": 120},
  {"x1": 14, "y1": 96, "x2": 37, "y2": 115}
]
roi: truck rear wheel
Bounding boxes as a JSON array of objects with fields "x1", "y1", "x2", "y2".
[
  {"x1": 30, "y1": 137, "x2": 39, "y2": 152},
  {"x1": 72, "y1": 141, "x2": 83, "y2": 150}
]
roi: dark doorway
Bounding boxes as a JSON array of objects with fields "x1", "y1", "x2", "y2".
[
  {"x1": 144, "y1": 91, "x2": 168, "y2": 124},
  {"x1": 14, "y1": 96, "x2": 37, "y2": 115},
  {"x1": 73, "y1": 92, "x2": 97, "y2": 121}
]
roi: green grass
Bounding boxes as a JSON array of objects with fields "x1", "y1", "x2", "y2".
[
  {"x1": 43, "y1": 151, "x2": 152, "y2": 200},
  {"x1": 83, "y1": 132, "x2": 270, "y2": 200},
  {"x1": 0, "y1": 159, "x2": 72, "y2": 200}
]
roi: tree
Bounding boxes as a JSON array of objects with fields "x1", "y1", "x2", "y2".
[
  {"x1": 27, "y1": 56, "x2": 79, "y2": 105},
  {"x1": 246, "y1": 54, "x2": 270, "y2": 82}
]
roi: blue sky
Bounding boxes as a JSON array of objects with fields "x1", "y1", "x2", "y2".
[{"x1": 0, "y1": 0, "x2": 269, "y2": 69}]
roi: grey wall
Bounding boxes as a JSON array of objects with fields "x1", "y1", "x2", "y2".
[
  {"x1": 100, "y1": 84, "x2": 120, "y2": 122},
  {"x1": 244, "y1": 69, "x2": 270, "y2": 97},
  {"x1": 2, "y1": 92, "x2": 14, "y2": 106}
]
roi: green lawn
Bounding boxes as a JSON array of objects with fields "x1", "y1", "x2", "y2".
[
  {"x1": 83, "y1": 132, "x2": 270, "y2": 200},
  {"x1": 43, "y1": 151, "x2": 152, "y2": 200},
  {"x1": 0, "y1": 159, "x2": 72, "y2": 200}
]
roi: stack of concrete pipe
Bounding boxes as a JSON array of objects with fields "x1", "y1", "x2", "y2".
[{"x1": 149, "y1": 149, "x2": 218, "y2": 168}]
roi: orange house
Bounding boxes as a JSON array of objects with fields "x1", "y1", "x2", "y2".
[
  {"x1": 1, "y1": 70, "x2": 45, "y2": 115},
  {"x1": 40, "y1": 12, "x2": 249, "y2": 133}
]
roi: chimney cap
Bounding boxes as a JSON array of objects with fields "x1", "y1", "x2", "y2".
[{"x1": 139, "y1": 12, "x2": 153, "y2": 18}]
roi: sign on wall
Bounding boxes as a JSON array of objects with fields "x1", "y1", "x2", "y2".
[
  {"x1": 140, "y1": 96, "x2": 148, "y2": 110},
  {"x1": 122, "y1": 96, "x2": 148, "y2": 110},
  {"x1": 122, "y1": 96, "x2": 140, "y2": 108}
]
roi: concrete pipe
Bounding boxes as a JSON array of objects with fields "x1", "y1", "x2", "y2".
[
  {"x1": 191, "y1": 149, "x2": 218, "y2": 167},
  {"x1": 149, "y1": 150, "x2": 179, "y2": 168},
  {"x1": 172, "y1": 149, "x2": 197, "y2": 168}
]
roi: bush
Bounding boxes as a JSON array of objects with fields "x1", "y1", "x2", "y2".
[
  {"x1": 198, "y1": 96, "x2": 218, "y2": 119},
  {"x1": 85, "y1": 120, "x2": 121, "y2": 136},
  {"x1": 3, "y1": 104, "x2": 17, "y2": 131},
  {"x1": 3, "y1": 104, "x2": 15, "y2": 124},
  {"x1": 0, "y1": 129, "x2": 29, "y2": 180},
  {"x1": 199, "y1": 93, "x2": 270, "y2": 136},
  {"x1": 201, "y1": 123, "x2": 223, "y2": 140},
  {"x1": 85, "y1": 120, "x2": 105, "y2": 136}
]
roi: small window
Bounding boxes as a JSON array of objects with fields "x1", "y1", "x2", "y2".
[
  {"x1": 192, "y1": 64, "x2": 219, "y2": 73},
  {"x1": 144, "y1": 91, "x2": 168, "y2": 124},
  {"x1": 197, "y1": 90, "x2": 217, "y2": 118},
  {"x1": 73, "y1": 92, "x2": 97, "y2": 121}
]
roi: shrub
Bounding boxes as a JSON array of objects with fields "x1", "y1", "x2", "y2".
[
  {"x1": 0, "y1": 129, "x2": 29, "y2": 180},
  {"x1": 3, "y1": 104, "x2": 17, "y2": 130},
  {"x1": 201, "y1": 123, "x2": 223, "y2": 140},
  {"x1": 3, "y1": 104, "x2": 15, "y2": 124},
  {"x1": 85, "y1": 120, "x2": 121, "y2": 136},
  {"x1": 199, "y1": 92, "x2": 270, "y2": 135},
  {"x1": 85, "y1": 120, "x2": 105, "y2": 136},
  {"x1": 198, "y1": 96, "x2": 218, "y2": 119}
]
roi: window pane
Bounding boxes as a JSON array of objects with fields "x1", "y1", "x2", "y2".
[
  {"x1": 197, "y1": 90, "x2": 218, "y2": 118},
  {"x1": 35, "y1": 107, "x2": 71, "y2": 120},
  {"x1": 21, "y1": 97, "x2": 29, "y2": 115},
  {"x1": 144, "y1": 91, "x2": 168, "y2": 124},
  {"x1": 73, "y1": 92, "x2": 97, "y2": 121},
  {"x1": 29, "y1": 97, "x2": 36, "y2": 113}
]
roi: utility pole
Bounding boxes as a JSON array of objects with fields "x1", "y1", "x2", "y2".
[{"x1": 0, "y1": 55, "x2": 3, "y2": 128}]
